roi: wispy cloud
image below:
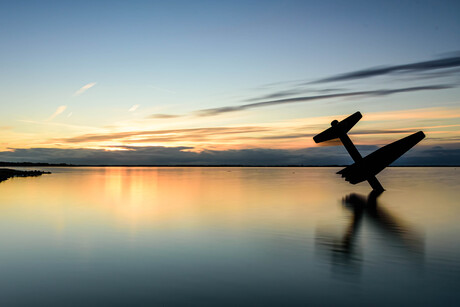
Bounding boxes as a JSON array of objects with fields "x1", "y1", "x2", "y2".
[
  {"x1": 54, "y1": 126, "x2": 270, "y2": 144},
  {"x1": 244, "y1": 88, "x2": 345, "y2": 102},
  {"x1": 195, "y1": 85, "x2": 452, "y2": 116},
  {"x1": 129, "y1": 104, "x2": 139, "y2": 112},
  {"x1": 144, "y1": 54, "x2": 460, "y2": 120},
  {"x1": 47, "y1": 105, "x2": 67, "y2": 121},
  {"x1": 148, "y1": 113, "x2": 182, "y2": 119},
  {"x1": 312, "y1": 54, "x2": 460, "y2": 83},
  {"x1": 244, "y1": 89, "x2": 306, "y2": 102},
  {"x1": 51, "y1": 106, "x2": 460, "y2": 151},
  {"x1": 73, "y1": 82, "x2": 97, "y2": 96}
]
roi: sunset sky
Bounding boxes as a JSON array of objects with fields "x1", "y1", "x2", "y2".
[{"x1": 0, "y1": 0, "x2": 459, "y2": 164}]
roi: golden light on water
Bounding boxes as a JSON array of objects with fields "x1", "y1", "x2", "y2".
[
  {"x1": 0, "y1": 167, "x2": 459, "y2": 305},
  {"x1": 1, "y1": 167, "x2": 459, "y2": 236}
]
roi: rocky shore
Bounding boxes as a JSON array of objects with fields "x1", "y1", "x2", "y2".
[{"x1": 0, "y1": 168, "x2": 51, "y2": 183}]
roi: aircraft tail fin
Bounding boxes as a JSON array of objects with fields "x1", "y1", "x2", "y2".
[{"x1": 313, "y1": 112, "x2": 362, "y2": 143}]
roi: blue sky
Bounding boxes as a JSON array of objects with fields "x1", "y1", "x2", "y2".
[{"x1": 0, "y1": 0, "x2": 459, "y2": 164}]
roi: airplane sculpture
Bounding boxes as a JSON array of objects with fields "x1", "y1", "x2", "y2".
[{"x1": 313, "y1": 112, "x2": 425, "y2": 193}]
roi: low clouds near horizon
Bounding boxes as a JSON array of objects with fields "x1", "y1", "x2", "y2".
[{"x1": 0, "y1": 145, "x2": 458, "y2": 166}]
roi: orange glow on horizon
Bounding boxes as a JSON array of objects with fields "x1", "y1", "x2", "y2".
[{"x1": 1, "y1": 106, "x2": 459, "y2": 152}]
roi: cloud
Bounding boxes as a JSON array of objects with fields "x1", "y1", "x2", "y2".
[
  {"x1": 0, "y1": 146, "x2": 371, "y2": 165},
  {"x1": 51, "y1": 106, "x2": 460, "y2": 149},
  {"x1": 0, "y1": 145, "x2": 457, "y2": 166},
  {"x1": 143, "y1": 55, "x2": 459, "y2": 120},
  {"x1": 73, "y1": 82, "x2": 96, "y2": 96},
  {"x1": 129, "y1": 104, "x2": 139, "y2": 112},
  {"x1": 244, "y1": 89, "x2": 306, "y2": 102},
  {"x1": 312, "y1": 54, "x2": 460, "y2": 83},
  {"x1": 54, "y1": 126, "x2": 270, "y2": 144},
  {"x1": 349, "y1": 129, "x2": 417, "y2": 135},
  {"x1": 47, "y1": 105, "x2": 67, "y2": 121},
  {"x1": 258, "y1": 129, "x2": 417, "y2": 141},
  {"x1": 148, "y1": 113, "x2": 182, "y2": 119},
  {"x1": 244, "y1": 88, "x2": 344, "y2": 102},
  {"x1": 195, "y1": 85, "x2": 452, "y2": 116},
  {"x1": 392, "y1": 146, "x2": 460, "y2": 166}
]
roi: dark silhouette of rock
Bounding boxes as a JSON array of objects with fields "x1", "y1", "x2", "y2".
[{"x1": 0, "y1": 168, "x2": 51, "y2": 183}]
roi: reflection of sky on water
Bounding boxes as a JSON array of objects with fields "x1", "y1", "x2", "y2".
[{"x1": 0, "y1": 167, "x2": 459, "y2": 305}]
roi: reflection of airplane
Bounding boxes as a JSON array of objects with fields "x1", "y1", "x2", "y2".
[
  {"x1": 313, "y1": 112, "x2": 425, "y2": 192},
  {"x1": 341, "y1": 192, "x2": 424, "y2": 254},
  {"x1": 315, "y1": 192, "x2": 424, "y2": 276}
]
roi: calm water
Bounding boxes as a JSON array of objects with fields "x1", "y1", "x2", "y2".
[{"x1": 0, "y1": 167, "x2": 459, "y2": 306}]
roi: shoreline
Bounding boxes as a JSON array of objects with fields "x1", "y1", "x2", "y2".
[{"x1": 0, "y1": 168, "x2": 51, "y2": 183}]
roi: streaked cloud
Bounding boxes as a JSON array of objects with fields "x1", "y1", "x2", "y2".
[
  {"x1": 244, "y1": 89, "x2": 306, "y2": 102},
  {"x1": 148, "y1": 85, "x2": 452, "y2": 119},
  {"x1": 365, "y1": 107, "x2": 460, "y2": 121},
  {"x1": 48, "y1": 106, "x2": 460, "y2": 152},
  {"x1": 312, "y1": 54, "x2": 460, "y2": 84},
  {"x1": 244, "y1": 88, "x2": 344, "y2": 102},
  {"x1": 195, "y1": 85, "x2": 452, "y2": 117},
  {"x1": 144, "y1": 55, "x2": 460, "y2": 120},
  {"x1": 47, "y1": 105, "x2": 67, "y2": 121},
  {"x1": 73, "y1": 82, "x2": 97, "y2": 96},
  {"x1": 129, "y1": 104, "x2": 140, "y2": 112},
  {"x1": 54, "y1": 126, "x2": 270, "y2": 144},
  {"x1": 149, "y1": 113, "x2": 182, "y2": 119}
]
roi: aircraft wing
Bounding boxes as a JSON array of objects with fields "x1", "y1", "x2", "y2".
[
  {"x1": 337, "y1": 131, "x2": 425, "y2": 184},
  {"x1": 313, "y1": 112, "x2": 362, "y2": 143}
]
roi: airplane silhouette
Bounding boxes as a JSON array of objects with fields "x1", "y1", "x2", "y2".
[{"x1": 313, "y1": 112, "x2": 425, "y2": 192}]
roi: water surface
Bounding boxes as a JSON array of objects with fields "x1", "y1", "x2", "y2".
[{"x1": 0, "y1": 167, "x2": 459, "y2": 306}]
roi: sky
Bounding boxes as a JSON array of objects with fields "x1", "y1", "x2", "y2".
[{"x1": 0, "y1": 0, "x2": 459, "y2": 165}]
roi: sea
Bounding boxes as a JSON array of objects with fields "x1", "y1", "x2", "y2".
[{"x1": 0, "y1": 167, "x2": 459, "y2": 306}]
